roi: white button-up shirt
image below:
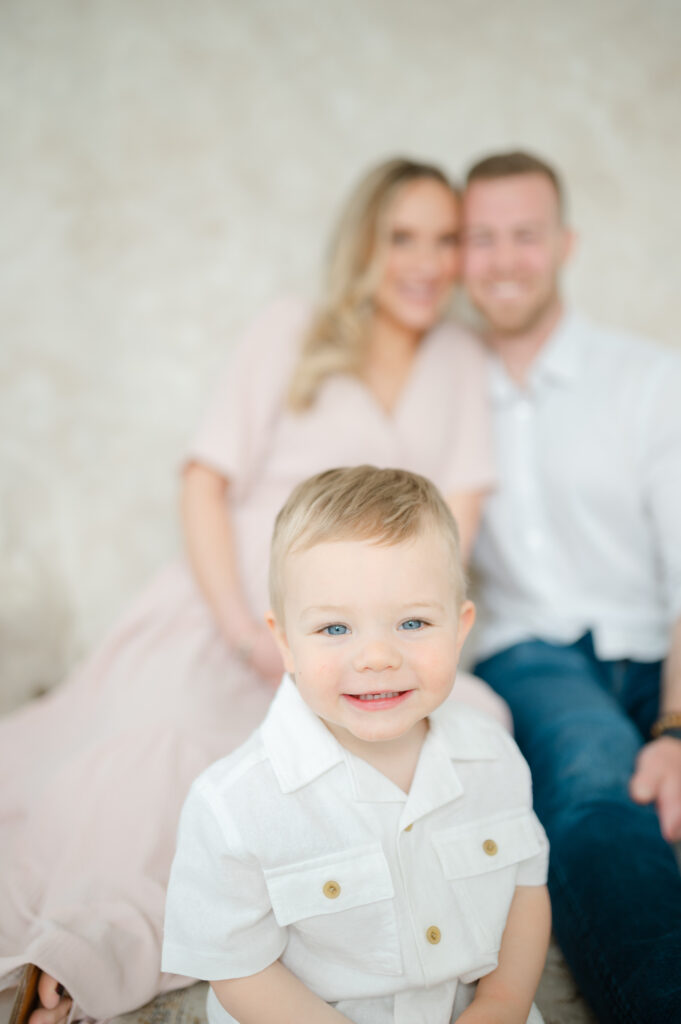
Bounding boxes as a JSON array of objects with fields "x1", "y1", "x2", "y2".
[
  {"x1": 163, "y1": 676, "x2": 548, "y2": 1024},
  {"x1": 473, "y1": 311, "x2": 681, "y2": 662}
]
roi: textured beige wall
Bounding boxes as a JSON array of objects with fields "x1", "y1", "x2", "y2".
[{"x1": 1, "y1": 0, "x2": 680, "y2": 709}]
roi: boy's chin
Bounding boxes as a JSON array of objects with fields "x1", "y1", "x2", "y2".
[{"x1": 339, "y1": 718, "x2": 428, "y2": 749}]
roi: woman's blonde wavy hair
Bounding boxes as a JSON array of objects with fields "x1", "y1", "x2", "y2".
[{"x1": 287, "y1": 157, "x2": 458, "y2": 411}]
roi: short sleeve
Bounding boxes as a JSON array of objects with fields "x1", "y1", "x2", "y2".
[
  {"x1": 515, "y1": 811, "x2": 550, "y2": 886},
  {"x1": 184, "y1": 297, "x2": 311, "y2": 494},
  {"x1": 497, "y1": 728, "x2": 549, "y2": 887},
  {"x1": 162, "y1": 783, "x2": 286, "y2": 981},
  {"x1": 439, "y1": 329, "x2": 496, "y2": 495}
]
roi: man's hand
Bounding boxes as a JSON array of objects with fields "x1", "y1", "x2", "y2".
[{"x1": 629, "y1": 736, "x2": 681, "y2": 842}]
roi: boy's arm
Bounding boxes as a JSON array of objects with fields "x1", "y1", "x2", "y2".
[
  {"x1": 456, "y1": 885, "x2": 551, "y2": 1024},
  {"x1": 211, "y1": 960, "x2": 354, "y2": 1024}
]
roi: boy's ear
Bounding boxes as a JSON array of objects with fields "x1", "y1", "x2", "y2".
[
  {"x1": 265, "y1": 611, "x2": 296, "y2": 674},
  {"x1": 455, "y1": 600, "x2": 476, "y2": 656}
]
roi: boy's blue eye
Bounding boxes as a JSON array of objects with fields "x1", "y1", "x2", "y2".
[
  {"x1": 400, "y1": 619, "x2": 425, "y2": 631},
  {"x1": 323, "y1": 624, "x2": 349, "y2": 636}
]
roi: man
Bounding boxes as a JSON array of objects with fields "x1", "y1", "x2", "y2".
[{"x1": 463, "y1": 151, "x2": 681, "y2": 1024}]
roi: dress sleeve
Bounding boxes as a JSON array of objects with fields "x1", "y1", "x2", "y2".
[
  {"x1": 162, "y1": 782, "x2": 286, "y2": 981},
  {"x1": 440, "y1": 329, "x2": 496, "y2": 495},
  {"x1": 184, "y1": 297, "x2": 311, "y2": 495}
]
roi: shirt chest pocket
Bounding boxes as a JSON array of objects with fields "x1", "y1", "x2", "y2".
[
  {"x1": 433, "y1": 812, "x2": 542, "y2": 954},
  {"x1": 263, "y1": 844, "x2": 402, "y2": 975}
]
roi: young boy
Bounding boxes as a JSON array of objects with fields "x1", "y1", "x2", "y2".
[{"x1": 162, "y1": 466, "x2": 551, "y2": 1024}]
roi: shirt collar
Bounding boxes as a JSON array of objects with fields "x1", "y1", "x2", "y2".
[
  {"x1": 489, "y1": 307, "x2": 585, "y2": 404},
  {"x1": 260, "y1": 675, "x2": 345, "y2": 793},
  {"x1": 261, "y1": 676, "x2": 502, "y2": 819},
  {"x1": 428, "y1": 695, "x2": 504, "y2": 761},
  {"x1": 400, "y1": 700, "x2": 503, "y2": 825}
]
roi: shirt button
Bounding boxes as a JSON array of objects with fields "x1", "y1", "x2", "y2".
[
  {"x1": 426, "y1": 925, "x2": 441, "y2": 944},
  {"x1": 323, "y1": 880, "x2": 341, "y2": 899},
  {"x1": 483, "y1": 839, "x2": 498, "y2": 856},
  {"x1": 404, "y1": 823, "x2": 413, "y2": 832}
]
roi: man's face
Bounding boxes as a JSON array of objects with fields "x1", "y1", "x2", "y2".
[{"x1": 462, "y1": 173, "x2": 572, "y2": 337}]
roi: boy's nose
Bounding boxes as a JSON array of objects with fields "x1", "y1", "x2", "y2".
[{"x1": 352, "y1": 640, "x2": 403, "y2": 673}]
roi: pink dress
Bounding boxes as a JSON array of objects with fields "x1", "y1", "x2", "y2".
[{"x1": 0, "y1": 298, "x2": 502, "y2": 1018}]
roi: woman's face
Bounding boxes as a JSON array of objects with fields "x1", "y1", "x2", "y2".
[{"x1": 372, "y1": 178, "x2": 461, "y2": 339}]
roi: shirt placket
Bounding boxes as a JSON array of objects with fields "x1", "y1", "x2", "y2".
[
  {"x1": 506, "y1": 387, "x2": 557, "y2": 604},
  {"x1": 394, "y1": 815, "x2": 458, "y2": 1000}
]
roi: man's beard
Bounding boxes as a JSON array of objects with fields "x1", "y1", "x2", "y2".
[{"x1": 476, "y1": 284, "x2": 560, "y2": 339}]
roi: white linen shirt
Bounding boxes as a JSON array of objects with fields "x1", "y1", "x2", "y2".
[
  {"x1": 162, "y1": 676, "x2": 548, "y2": 1024},
  {"x1": 473, "y1": 311, "x2": 681, "y2": 662}
]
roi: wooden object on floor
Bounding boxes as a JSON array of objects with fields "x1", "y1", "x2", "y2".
[{"x1": 8, "y1": 966, "x2": 40, "y2": 1024}]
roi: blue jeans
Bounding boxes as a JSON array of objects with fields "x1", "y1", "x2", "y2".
[{"x1": 475, "y1": 633, "x2": 681, "y2": 1024}]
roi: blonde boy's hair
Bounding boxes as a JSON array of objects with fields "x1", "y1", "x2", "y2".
[
  {"x1": 286, "y1": 158, "x2": 458, "y2": 411},
  {"x1": 269, "y1": 466, "x2": 465, "y2": 621}
]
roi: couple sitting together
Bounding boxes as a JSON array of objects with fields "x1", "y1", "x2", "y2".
[{"x1": 1, "y1": 150, "x2": 680, "y2": 1024}]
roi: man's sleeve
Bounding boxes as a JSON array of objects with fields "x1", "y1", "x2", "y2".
[
  {"x1": 640, "y1": 352, "x2": 681, "y2": 622},
  {"x1": 162, "y1": 783, "x2": 287, "y2": 980}
]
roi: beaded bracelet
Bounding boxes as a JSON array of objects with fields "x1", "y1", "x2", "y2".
[{"x1": 650, "y1": 711, "x2": 681, "y2": 740}]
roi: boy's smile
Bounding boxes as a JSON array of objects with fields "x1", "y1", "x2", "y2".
[
  {"x1": 344, "y1": 691, "x2": 409, "y2": 708},
  {"x1": 267, "y1": 529, "x2": 474, "y2": 763}
]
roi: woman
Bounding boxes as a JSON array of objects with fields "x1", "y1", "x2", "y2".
[{"x1": 1, "y1": 158, "x2": 506, "y2": 1024}]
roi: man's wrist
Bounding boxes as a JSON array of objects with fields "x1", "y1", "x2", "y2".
[{"x1": 650, "y1": 711, "x2": 681, "y2": 741}]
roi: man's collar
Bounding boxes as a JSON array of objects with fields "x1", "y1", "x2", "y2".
[
  {"x1": 534, "y1": 307, "x2": 583, "y2": 385},
  {"x1": 489, "y1": 307, "x2": 585, "y2": 403},
  {"x1": 260, "y1": 676, "x2": 502, "y2": 821}
]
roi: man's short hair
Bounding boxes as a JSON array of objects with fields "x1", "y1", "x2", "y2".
[
  {"x1": 466, "y1": 150, "x2": 565, "y2": 219},
  {"x1": 269, "y1": 465, "x2": 465, "y2": 621}
]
